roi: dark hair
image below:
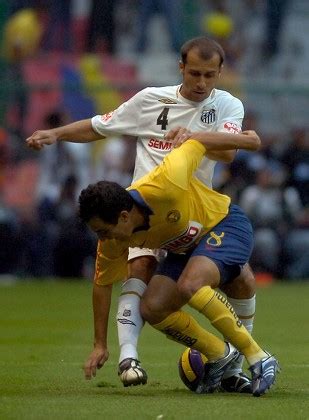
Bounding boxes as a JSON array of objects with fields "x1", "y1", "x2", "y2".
[
  {"x1": 181, "y1": 36, "x2": 225, "y2": 66},
  {"x1": 78, "y1": 180, "x2": 134, "y2": 224}
]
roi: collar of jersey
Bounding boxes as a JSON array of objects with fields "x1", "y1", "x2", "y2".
[
  {"x1": 128, "y1": 190, "x2": 154, "y2": 214},
  {"x1": 177, "y1": 85, "x2": 216, "y2": 107}
]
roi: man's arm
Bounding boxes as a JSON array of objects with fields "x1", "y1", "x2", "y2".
[
  {"x1": 190, "y1": 130, "x2": 260, "y2": 151},
  {"x1": 165, "y1": 127, "x2": 241, "y2": 162},
  {"x1": 83, "y1": 283, "x2": 113, "y2": 380},
  {"x1": 205, "y1": 150, "x2": 236, "y2": 163},
  {"x1": 165, "y1": 127, "x2": 260, "y2": 152},
  {"x1": 26, "y1": 119, "x2": 104, "y2": 151}
]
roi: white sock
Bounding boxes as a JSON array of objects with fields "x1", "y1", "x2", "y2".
[
  {"x1": 117, "y1": 278, "x2": 147, "y2": 364},
  {"x1": 223, "y1": 295, "x2": 256, "y2": 377}
]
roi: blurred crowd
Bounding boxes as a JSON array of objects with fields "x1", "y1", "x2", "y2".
[{"x1": 0, "y1": 0, "x2": 308, "y2": 280}]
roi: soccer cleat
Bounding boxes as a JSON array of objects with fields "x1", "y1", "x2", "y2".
[
  {"x1": 249, "y1": 353, "x2": 280, "y2": 397},
  {"x1": 195, "y1": 343, "x2": 239, "y2": 394},
  {"x1": 118, "y1": 358, "x2": 148, "y2": 387},
  {"x1": 220, "y1": 372, "x2": 252, "y2": 393}
]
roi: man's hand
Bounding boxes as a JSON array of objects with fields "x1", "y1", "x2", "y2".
[
  {"x1": 83, "y1": 345, "x2": 109, "y2": 380},
  {"x1": 165, "y1": 126, "x2": 192, "y2": 148},
  {"x1": 26, "y1": 130, "x2": 58, "y2": 151}
]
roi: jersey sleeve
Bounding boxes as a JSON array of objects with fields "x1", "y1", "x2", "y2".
[
  {"x1": 94, "y1": 240, "x2": 128, "y2": 286},
  {"x1": 157, "y1": 140, "x2": 206, "y2": 190},
  {"x1": 91, "y1": 89, "x2": 148, "y2": 137},
  {"x1": 217, "y1": 96, "x2": 244, "y2": 134}
]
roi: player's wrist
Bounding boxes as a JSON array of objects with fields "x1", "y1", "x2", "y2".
[{"x1": 93, "y1": 339, "x2": 107, "y2": 348}]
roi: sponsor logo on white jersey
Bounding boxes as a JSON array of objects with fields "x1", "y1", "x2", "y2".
[
  {"x1": 148, "y1": 138, "x2": 172, "y2": 150},
  {"x1": 161, "y1": 221, "x2": 203, "y2": 252},
  {"x1": 101, "y1": 111, "x2": 114, "y2": 122},
  {"x1": 224, "y1": 122, "x2": 241, "y2": 133}
]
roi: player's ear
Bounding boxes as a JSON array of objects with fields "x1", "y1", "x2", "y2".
[
  {"x1": 119, "y1": 210, "x2": 129, "y2": 223},
  {"x1": 218, "y1": 64, "x2": 224, "y2": 77},
  {"x1": 179, "y1": 60, "x2": 184, "y2": 74}
]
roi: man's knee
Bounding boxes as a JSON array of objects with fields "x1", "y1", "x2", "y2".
[
  {"x1": 176, "y1": 278, "x2": 199, "y2": 301},
  {"x1": 140, "y1": 295, "x2": 166, "y2": 325},
  {"x1": 177, "y1": 256, "x2": 220, "y2": 300},
  {"x1": 140, "y1": 275, "x2": 183, "y2": 324}
]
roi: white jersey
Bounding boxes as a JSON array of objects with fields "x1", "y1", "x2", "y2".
[{"x1": 92, "y1": 85, "x2": 244, "y2": 187}]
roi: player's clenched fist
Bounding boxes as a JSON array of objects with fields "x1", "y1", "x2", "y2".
[
  {"x1": 26, "y1": 130, "x2": 58, "y2": 150},
  {"x1": 83, "y1": 345, "x2": 109, "y2": 380}
]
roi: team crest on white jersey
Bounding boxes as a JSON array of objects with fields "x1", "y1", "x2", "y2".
[
  {"x1": 201, "y1": 108, "x2": 216, "y2": 124},
  {"x1": 158, "y1": 98, "x2": 177, "y2": 104}
]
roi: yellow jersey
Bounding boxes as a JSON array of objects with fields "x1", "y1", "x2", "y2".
[{"x1": 95, "y1": 140, "x2": 230, "y2": 285}]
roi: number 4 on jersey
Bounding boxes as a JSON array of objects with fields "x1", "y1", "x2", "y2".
[{"x1": 157, "y1": 107, "x2": 169, "y2": 130}]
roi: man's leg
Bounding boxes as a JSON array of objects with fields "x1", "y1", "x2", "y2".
[
  {"x1": 140, "y1": 274, "x2": 240, "y2": 393},
  {"x1": 141, "y1": 270, "x2": 278, "y2": 396},
  {"x1": 140, "y1": 273, "x2": 228, "y2": 358},
  {"x1": 177, "y1": 256, "x2": 264, "y2": 365},
  {"x1": 117, "y1": 254, "x2": 157, "y2": 386},
  {"x1": 219, "y1": 263, "x2": 256, "y2": 392},
  {"x1": 177, "y1": 256, "x2": 278, "y2": 396}
]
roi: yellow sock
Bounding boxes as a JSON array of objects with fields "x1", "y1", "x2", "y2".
[
  {"x1": 153, "y1": 310, "x2": 225, "y2": 361},
  {"x1": 189, "y1": 286, "x2": 266, "y2": 365}
]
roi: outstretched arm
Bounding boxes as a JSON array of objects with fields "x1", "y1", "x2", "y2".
[
  {"x1": 165, "y1": 127, "x2": 261, "y2": 152},
  {"x1": 190, "y1": 130, "x2": 261, "y2": 152},
  {"x1": 26, "y1": 118, "x2": 104, "y2": 151},
  {"x1": 165, "y1": 127, "x2": 237, "y2": 162},
  {"x1": 83, "y1": 283, "x2": 113, "y2": 380}
]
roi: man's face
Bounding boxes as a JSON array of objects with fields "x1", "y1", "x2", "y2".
[
  {"x1": 179, "y1": 49, "x2": 222, "y2": 102},
  {"x1": 88, "y1": 212, "x2": 133, "y2": 241}
]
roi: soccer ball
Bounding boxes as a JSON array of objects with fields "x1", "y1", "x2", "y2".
[{"x1": 178, "y1": 348, "x2": 207, "y2": 392}]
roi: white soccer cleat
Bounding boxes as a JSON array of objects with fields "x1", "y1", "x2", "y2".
[
  {"x1": 249, "y1": 353, "x2": 280, "y2": 397},
  {"x1": 118, "y1": 358, "x2": 148, "y2": 387}
]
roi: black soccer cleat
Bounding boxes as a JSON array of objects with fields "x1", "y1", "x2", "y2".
[{"x1": 220, "y1": 372, "x2": 252, "y2": 393}]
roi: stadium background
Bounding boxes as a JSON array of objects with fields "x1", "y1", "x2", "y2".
[{"x1": 0, "y1": 0, "x2": 308, "y2": 281}]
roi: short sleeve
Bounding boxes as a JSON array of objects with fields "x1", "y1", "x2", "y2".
[
  {"x1": 94, "y1": 240, "x2": 129, "y2": 286},
  {"x1": 91, "y1": 89, "x2": 148, "y2": 137},
  {"x1": 217, "y1": 96, "x2": 244, "y2": 134}
]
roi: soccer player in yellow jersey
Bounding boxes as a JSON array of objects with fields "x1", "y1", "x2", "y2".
[{"x1": 78, "y1": 130, "x2": 279, "y2": 397}]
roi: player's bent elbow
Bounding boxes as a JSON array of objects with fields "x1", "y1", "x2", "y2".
[
  {"x1": 246, "y1": 136, "x2": 261, "y2": 151},
  {"x1": 253, "y1": 137, "x2": 261, "y2": 150},
  {"x1": 221, "y1": 152, "x2": 235, "y2": 163}
]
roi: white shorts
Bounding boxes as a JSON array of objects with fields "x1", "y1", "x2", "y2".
[{"x1": 128, "y1": 247, "x2": 167, "y2": 262}]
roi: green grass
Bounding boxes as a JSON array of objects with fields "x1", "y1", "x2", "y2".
[{"x1": 0, "y1": 280, "x2": 308, "y2": 420}]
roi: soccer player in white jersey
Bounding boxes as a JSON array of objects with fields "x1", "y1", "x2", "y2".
[{"x1": 26, "y1": 37, "x2": 256, "y2": 393}]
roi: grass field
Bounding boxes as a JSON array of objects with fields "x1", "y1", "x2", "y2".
[{"x1": 0, "y1": 280, "x2": 308, "y2": 420}]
